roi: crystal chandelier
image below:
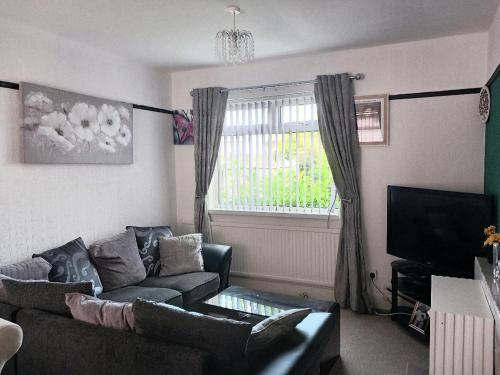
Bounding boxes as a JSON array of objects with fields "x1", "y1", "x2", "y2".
[{"x1": 215, "y1": 5, "x2": 254, "y2": 65}]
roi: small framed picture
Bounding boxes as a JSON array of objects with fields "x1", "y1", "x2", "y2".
[
  {"x1": 409, "y1": 301, "x2": 430, "y2": 335},
  {"x1": 173, "y1": 110, "x2": 194, "y2": 145},
  {"x1": 354, "y1": 94, "x2": 389, "y2": 146}
]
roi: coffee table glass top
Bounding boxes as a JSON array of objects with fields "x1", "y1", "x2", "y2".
[
  {"x1": 201, "y1": 286, "x2": 335, "y2": 318},
  {"x1": 204, "y1": 293, "x2": 286, "y2": 317}
]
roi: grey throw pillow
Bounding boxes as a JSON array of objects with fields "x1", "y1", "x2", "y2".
[
  {"x1": 65, "y1": 293, "x2": 134, "y2": 331},
  {"x1": 33, "y1": 237, "x2": 103, "y2": 295},
  {"x1": 247, "y1": 308, "x2": 312, "y2": 352},
  {"x1": 159, "y1": 234, "x2": 204, "y2": 277},
  {"x1": 0, "y1": 258, "x2": 52, "y2": 280},
  {"x1": 133, "y1": 299, "x2": 252, "y2": 372},
  {"x1": 89, "y1": 229, "x2": 146, "y2": 292},
  {"x1": 126, "y1": 225, "x2": 173, "y2": 276},
  {"x1": 2, "y1": 279, "x2": 94, "y2": 316}
]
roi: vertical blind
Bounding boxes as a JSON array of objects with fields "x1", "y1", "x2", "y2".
[{"x1": 213, "y1": 94, "x2": 338, "y2": 214}]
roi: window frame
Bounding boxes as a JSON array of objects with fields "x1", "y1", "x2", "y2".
[{"x1": 209, "y1": 93, "x2": 339, "y2": 216}]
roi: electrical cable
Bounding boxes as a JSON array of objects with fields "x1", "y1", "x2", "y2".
[
  {"x1": 370, "y1": 275, "x2": 392, "y2": 304},
  {"x1": 370, "y1": 276, "x2": 413, "y2": 316}
]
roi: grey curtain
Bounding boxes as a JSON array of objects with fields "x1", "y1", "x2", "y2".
[
  {"x1": 314, "y1": 74, "x2": 373, "y2": 313},
  {"x1": 192, "y1": 87, "x2": 228, "y2": 241}
]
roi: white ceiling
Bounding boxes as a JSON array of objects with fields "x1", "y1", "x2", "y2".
[{"x1": 1, "y1": 0, "x2": 498, "y2": 70}]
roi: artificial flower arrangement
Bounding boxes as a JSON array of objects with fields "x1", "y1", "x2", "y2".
[{"x1": 484, "y1": 225, "x2": 500, "y2": 246}]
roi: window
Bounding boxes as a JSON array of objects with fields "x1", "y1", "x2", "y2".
[{"x1": 210, "y1": 94, "x2": 339, "y2": 214}]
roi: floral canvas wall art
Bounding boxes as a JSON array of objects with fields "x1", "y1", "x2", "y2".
[
  {"x1": 173, "y1": 110, "x2": 194, "y2": 145},
  {"x1": 21, "y1": 82, "x2": 133, "y2": 164}
]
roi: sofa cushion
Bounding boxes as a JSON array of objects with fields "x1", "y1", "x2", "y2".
[
  {"x1": 139, "y1": 272, "x2": 219, "y2": 306},
  {"x1": 99, "y1": 286, "x2": 182, "y2": 306},
  {"x1": 133, "y1": 299, "x2": 252, "y2": 373},
  {"x1": 247, "y1": 308, "x2": 312, "y2": 352},
  {"x1": 33, "y1": 237, "x2": 103, "y2": 295},
  {"x1": 0, "y1": 258, "x2": 51, "y2": 280},
  {"x1": 1, "y1": 279, "x2": 94, "y2": 316},
  {"x1": 126, "y1": 225, "x2": 173, "y2": 276},
  {"x1": 89, "y1": 229, "x2": 146, "y2": 292},
  {"x1": 65, "y1": 293, "x2": 135, "y2": 331},
  {"x1": 159, "y1": 234, "x2": 204, "y2": 277}
]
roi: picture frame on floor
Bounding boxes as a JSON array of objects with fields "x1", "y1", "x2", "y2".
[{"x1": 408, "y1": 301, "x2": 430, "y2": 335}]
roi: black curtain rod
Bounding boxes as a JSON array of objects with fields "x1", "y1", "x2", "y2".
[
  {"x1": 389, "y1": 87, "x2": 481, "y2": 100},
  {"x1": 0, "y1": 79, "x2": 481, "y2": 109},
  {"x1": 0, "y1": 80, "x2": 174, "y2": 115}
]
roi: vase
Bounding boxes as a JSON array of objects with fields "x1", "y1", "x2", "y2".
[{"x1": 494, "y1": 243, "x2": 500, "y2": 280}]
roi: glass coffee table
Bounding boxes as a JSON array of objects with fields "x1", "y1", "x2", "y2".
[
  {"x1": 191, "y1": 285, "x2": 336, "y2": 324},
  {"x1": 190, "y1": 285, "x2": 340, "y2": 373}
]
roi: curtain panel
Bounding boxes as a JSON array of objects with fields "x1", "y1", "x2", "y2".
[
  {"x1": 314, "y1": 74, "x2": 373, "y2": 313},
  {"x1": 192, "y1": 87, "x2": 228, "y2": 241}
]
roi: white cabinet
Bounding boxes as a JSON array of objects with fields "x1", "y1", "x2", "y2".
[{"x1": 429, "y1": 275, "x2": 494, "y2": 375}]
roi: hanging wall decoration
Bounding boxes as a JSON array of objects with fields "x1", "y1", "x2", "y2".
[
  {"x1": 173, "y1": 110, "x2": 194, "y2": 145},
  {"x1": 21, "y1": 82, "x2": 133, "y2": 164},
  {"x1": 479, "y1": 85, "x2": 491, "y2": 124}
]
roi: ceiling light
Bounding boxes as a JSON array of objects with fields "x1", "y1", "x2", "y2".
[{"x1": 215, "y1": 5, "x2": 254, "y2": 65}]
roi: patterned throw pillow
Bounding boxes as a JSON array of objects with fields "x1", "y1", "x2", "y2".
[
  {"x1": 65, "y1": 293, "x2": 134, "y2": 331},
  {"x1": 33, "y1": 237, "x2": 103, "y2": 295},
  {"x1": 126, "y1": 226, "x2": 173, "y2": 276}
]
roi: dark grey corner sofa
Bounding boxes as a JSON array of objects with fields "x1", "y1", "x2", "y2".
[{"x1": 0, "y1": 238, "x2": 339, "y2": 375}]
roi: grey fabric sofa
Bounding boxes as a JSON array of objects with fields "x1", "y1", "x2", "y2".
[
  {"x1": 0, "y1": 302, "x2": 338, "y2": 375},
  {"x1": 98, "y1": 243, "x2": 232, "y2": 307},
  {"x1": 0, "y1": 242, "x2": 340, "y2": 374}
]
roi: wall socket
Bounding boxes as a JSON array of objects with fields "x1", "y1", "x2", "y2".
[{"x1": 369, "y1": 270, "x2": 378, "y2": 280}]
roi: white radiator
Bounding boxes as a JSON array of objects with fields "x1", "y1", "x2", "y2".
[
  {"x1": 429, "y1": 276, "x2": 494, "y2": 375},
  {"x1": 207, "y1": 213, "x2": 340, "y2": 288}
]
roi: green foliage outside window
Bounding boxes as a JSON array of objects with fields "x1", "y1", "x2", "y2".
[{"x1": 218, "y1": 131, "x2": 339, "y2": 211}]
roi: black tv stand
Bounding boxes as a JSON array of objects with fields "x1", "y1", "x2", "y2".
[
  {"x1": 391, "y1": 260, "x2": 432, "y2": 312},
  {"x1": 389, "y1": 260, "x2": 432, "y2": 342}
]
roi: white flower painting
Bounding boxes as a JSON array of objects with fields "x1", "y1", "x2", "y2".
[{"x1": 21, "y1": 83, "x2": 133, "y2": 164}]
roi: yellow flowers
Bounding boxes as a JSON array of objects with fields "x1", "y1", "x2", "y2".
[{"x1": 484, "y1": 225, "x2": 500, "y2": 246}]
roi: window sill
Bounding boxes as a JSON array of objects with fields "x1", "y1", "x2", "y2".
[{"x1": 208, "y1": 209, "x2": 339, "y2": 221}]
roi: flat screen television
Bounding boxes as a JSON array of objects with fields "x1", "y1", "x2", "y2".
[{"x1": 387, "y1": 186, "x2": 494, "y2": 278}]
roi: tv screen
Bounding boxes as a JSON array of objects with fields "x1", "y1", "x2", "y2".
[{"x1": 387, "y1": 186, "x2": 494, "y2": 278}]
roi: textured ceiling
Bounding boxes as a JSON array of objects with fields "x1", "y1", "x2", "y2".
[{"x1": 0, "y1": 0, "x2": 498, "y2": 69}]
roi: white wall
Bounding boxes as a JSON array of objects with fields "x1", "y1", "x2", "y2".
[
  {"x1": 488, "y1": 3, "x2": 500, "y2": 76},
  {"x1": 0, "y1": 18, "x2": 175, "y2": 263},
  {"x1": 171, "y1": 33, "x2": 488, "y2": 305}
]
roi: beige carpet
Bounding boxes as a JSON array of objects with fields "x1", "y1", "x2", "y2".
[{"x1": 329, "y1": 309, "x2": 429, "y2": 375}]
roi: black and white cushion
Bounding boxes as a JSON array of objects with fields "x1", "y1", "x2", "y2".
[
  {"x1": 33, "y1": 237, "x2": 103, "y2": 295},
  {"x1": 126, "y1": 226, "x2": 173, "y2": 276}
]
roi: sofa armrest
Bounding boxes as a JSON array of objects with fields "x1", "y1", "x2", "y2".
[{"x1": 202, "y1": 244, "x2": 232, "y2": 291}]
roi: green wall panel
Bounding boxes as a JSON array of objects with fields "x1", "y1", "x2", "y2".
[{"x1": 484, "y1": 72, "x2": 500, "y2": 227}]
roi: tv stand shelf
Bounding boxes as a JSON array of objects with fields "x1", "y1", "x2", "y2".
[{"x1": 390, "y1": 260, "x2": 432, "y2": 341}]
